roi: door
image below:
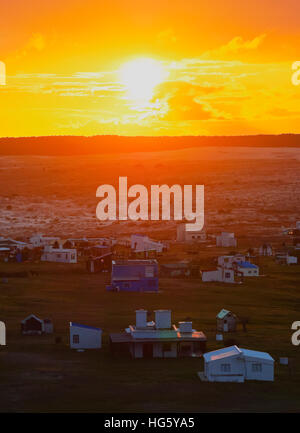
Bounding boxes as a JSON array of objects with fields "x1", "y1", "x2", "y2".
[{"x1": 223, "y1": 320, "x2": 228, "y2": 332}]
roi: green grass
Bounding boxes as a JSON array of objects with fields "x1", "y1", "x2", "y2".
[{"x1": 0, "y1": 250, "x2": 299, "y2": 412}]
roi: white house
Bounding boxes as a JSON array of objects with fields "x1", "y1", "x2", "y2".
[
  {"x1": 201, "y1": 345, "x2": 274, "y2": 382},
  {"x1": 131, "y1": 234, "x2": 164, "y2": 254},
  {"x1": 69, "y1": 322, "x2": 102, "y2": 349},
  {"x1": 109, "y1": 309, "x2": 207, "y2": 359},
  {"x1": 176, "y1": 223, "x2": 206, "y2": 243},
  {"x1": 41, "y1": 245, "x2": 77, "y2": 263},
  {"x1": 216, "y1": 232, "x2": 237, "y2": 248},
  {"x1": 29, "y1": 234, "x2": 61, "y2": 248},
  {"x1": 217, "y1": 254, "x2": 245, "y2": 269},
  {"x1": 235, "y1": 261, "x2": 259, "y2": 276},
  {"x1": 201, "y1": 267, "x2": 236, "y2": 284}
]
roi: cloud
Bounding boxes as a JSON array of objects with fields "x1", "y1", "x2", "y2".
[
  {"x1": 153, "y1": 81, "x2": 227, "y2": 121},
  {"x1": 201, "y1": 34, "x2": 266, "y2": 59}
]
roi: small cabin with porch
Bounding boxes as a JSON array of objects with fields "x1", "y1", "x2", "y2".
[
  {"x1": 216, "y1": 309, "x2": 237, "y2": 332},
  {"x1": 21, "y1": 314, "x2": 53, "y2": 335}
]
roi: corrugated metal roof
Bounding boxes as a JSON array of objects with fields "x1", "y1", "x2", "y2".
[
  {"x1": 240, "y1": 348, "x2": 274, "y2": 362},
  {"x1": 216, "y1": 308, "x2": 230, "y2": 319},
  {"x1": 204, "y1": 345, "x2": 242, "y2": 362}
]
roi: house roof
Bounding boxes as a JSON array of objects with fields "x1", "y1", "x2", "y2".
[
  {"x1": 236, "y1": 261, "x2": 258, "y2": 269},
  {"x1": 70, "y1": 322, "x2": 102, "y2": 331},
  {"x1": 204, "y1": 345, "x2": 274, "y2": 363},
  {"x1": 21, "y1": 314, "x2": 43, "y2": 324},
  {"x1": 216, "y1": 308, "x2": 231, "y2": 319},
  {"x1": 240, "y1": 348, "x2": 274, "y2": 362},
  {"x1": 204, "y1": 345, "x2": 242, "y2": 362}
]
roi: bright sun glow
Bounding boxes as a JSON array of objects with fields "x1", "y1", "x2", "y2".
[{"x1": 119, "y1": 58, "x2": 167, "y2": 102}]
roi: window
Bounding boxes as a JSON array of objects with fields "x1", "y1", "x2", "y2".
[
  {"x1": 225, "y1": 272, "x2": 231, "y2": 279},
  {"x1": 73, "y1": 334, "x2": 80, "y2": 344},
  {"x1": 221, "y1": 363, "x2": 231, "y2": 372},
  {"x1": 252, "y1": 363, "x2": 262, "y2": 372}
]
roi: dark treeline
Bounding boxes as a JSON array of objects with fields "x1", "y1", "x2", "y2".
[{"x1": 0, "y1": 134, "x2": 299, "y2": 155}]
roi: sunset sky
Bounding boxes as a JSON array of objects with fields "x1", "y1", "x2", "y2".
[{"x1": 1, "y1": 0, "x2": 300, "y2": 137}]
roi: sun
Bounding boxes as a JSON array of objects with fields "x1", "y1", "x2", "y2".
[{"x1": 119, "y1": 57, "x2": 167, "y2": 102}]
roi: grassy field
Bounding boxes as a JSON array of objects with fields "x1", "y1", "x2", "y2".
[{"x1": 0, "y1": 247, "x2": 299, "y2": 412}]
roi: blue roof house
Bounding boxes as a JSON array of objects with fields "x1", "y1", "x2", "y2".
[
  {"x1": 106, "y1": 260, "x2": 159, "y2": 292},
  {"x1": 235, "y1": 261, "x2": 259, "y2": 276},
  {"x1": 69, "y1": 322, "x2": 102, "y2": 349}
]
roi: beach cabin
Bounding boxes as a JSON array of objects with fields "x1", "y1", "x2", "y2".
[
  {"x1": 217, "y1": 254, "x2": 245, "y2": 269},
  {"x1": 216, "y1": 232, "x2": 237, "y2": 248},
  {"x1": 201, "y1": 345, "x2": 274, "y2": 382},
  {"x1": 176, "y1": 223, "x2": 206, "y2": 242},
  {"x1": 106, "y1": 260, "x2": 159, "y2": 292},
  {"x1": 235, "y1": 261, "x2": 259, "y2": 276},
  {"x1": 41, "y1": 245, "x2": 77, "y2": 264},
  {"x1": 216, "y1": 309, "x2": 237, "y2": 332},
  {"x1": 131, "y1": 234, "x2": 164, "y2": 254},
  {"x1": 70, "y1": 322, "x2": 102, "y2": 349},
  {"x1": 86, "y1": 252, "x2": 112, "y2": 273},
  {"x1": 21, "y1": 314, "x2": 53, "y2": 335},
  {"x1": 160, "y1": 262, "x2": 191, "y2": 278},
  {"x1": 201, "y1": 267, "x2": 236, "y2": 283},
  {"x1": 110, "y1": 309, "x2": 207, "y2": 359}
]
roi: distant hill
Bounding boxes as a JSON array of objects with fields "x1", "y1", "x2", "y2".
[{"x1": 0, "y1": 134, "x2": 299, "y2": 155}]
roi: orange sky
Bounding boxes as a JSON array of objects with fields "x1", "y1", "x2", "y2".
[{"x1": 1, "y1": 0, "x2": 300, "y2": 137}]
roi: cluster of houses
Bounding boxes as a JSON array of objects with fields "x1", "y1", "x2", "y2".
[
  {"x1": 2, "y1": 222, "x2": 299, "y2": 384},
  {"x1": 19, "y1": 308, "x2": 275, "y2": 382}
]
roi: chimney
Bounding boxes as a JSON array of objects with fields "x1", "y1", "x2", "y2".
[
  {"x1": 155, "y1": 310, "x2": 171, "y2": 329},
  {"x1": 135, "y1": 309, "x2": 147, "y2": 329}
]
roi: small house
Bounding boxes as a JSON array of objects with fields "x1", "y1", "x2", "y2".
[
  {"x1": 29, "y1": 234, "x2": 61, "y2": 248},
  {"x1": 216, "y1": 232, "x2": 237, "y2": 248},
  {"x1": 131, "y1": 234, "x2": 164, "y2": 254},
  {"x1": 216, "y1": 309, "x2": 237, "y2": 332},
  {"x1": 70, "y1": 322, "x2": 102, "y2": 349},
  {"x1": 86, "y1": 252, "x2": 112, "y2": 273},
  {"x1": 109, "y1": 309, "x2": 207, "y2": 359},
  {"x1": 41, "y1": 245, "x2": 77, "y2": 264},
  {"x1": 106, "y1": 259, "x2": 158, "y2": 292},
  {"x1": 201, "y1": 267, "x2": 239, "y2": 284},
  {"x1": 217, "y1": 254, "x2": 245, "y2": 269},
  {"x1": 160, "y1": 262, "x2": 191, "y2": 278},
  {"x1": 201, "y1": 345, "x2": 274, "y2": 382},
  {"x1": 235, "y1": 261, "x2": 259, "y2": 276},
  {"x1": 21, "y1": 314, "x2": 53, "y2": 335},
  {"x1": 176, "y1": 223, "x2": 206, "y2": 243}
]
